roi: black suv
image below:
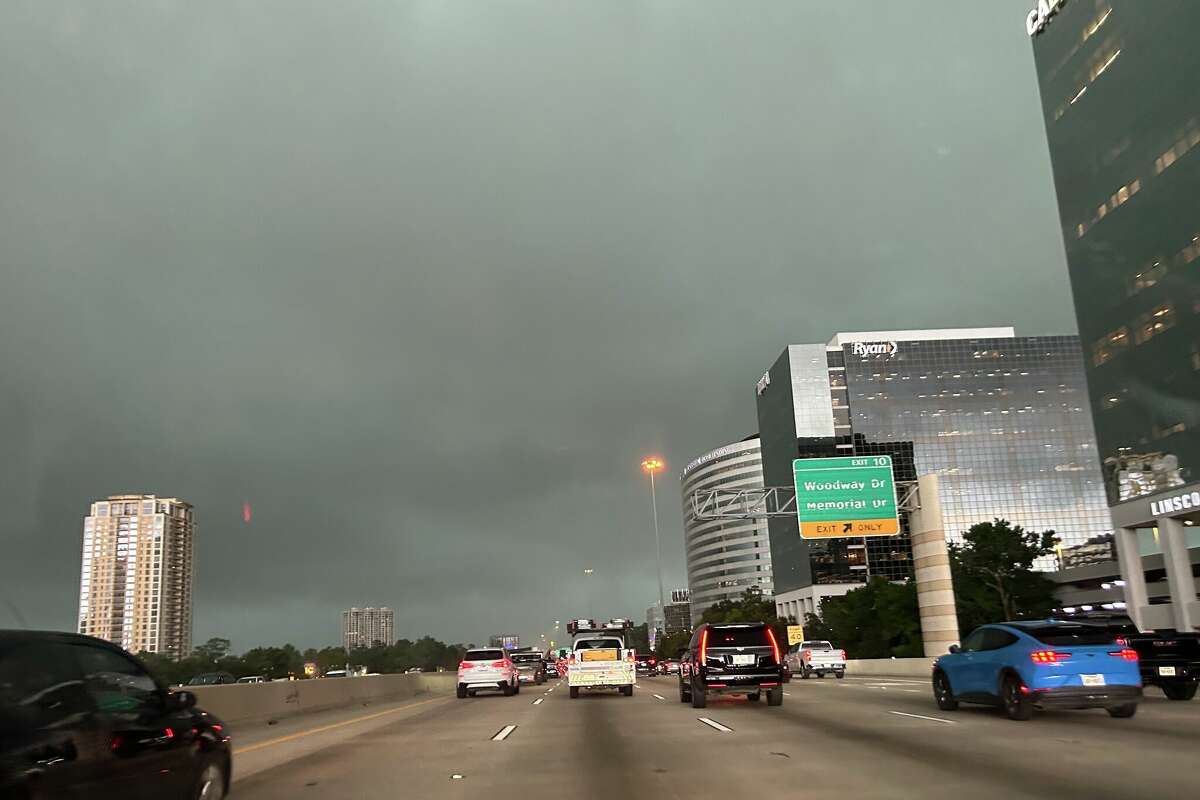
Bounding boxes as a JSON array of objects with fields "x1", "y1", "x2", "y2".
[
  {"x1": 678, "y1": 623, "x2": 785, "y2": 708},
  {"x1": 0, "y1": 630, "x2": 232, "y2": 799}
]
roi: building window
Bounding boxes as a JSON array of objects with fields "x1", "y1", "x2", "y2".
[
  {"x1": 1092, "y1": 327, "x2": 1130, "y2": 365},
  {"x1": 1134, "y1": 304, "x2": 1176, "y2": 344}
]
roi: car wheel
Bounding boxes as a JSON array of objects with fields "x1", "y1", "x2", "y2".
[
  {"x1": 468, "y1": 690, "x2": 477, "y2": 697},
  {"x1": 569, "y1": 686, "x2": 580, "y2": 699},
  {"x1": 456, "y1": 684, "x2": 467, "y2": 699},
  {"x1": 514, "y1": 681, "x2": 521, "y2": 695},
  {"x1": 747, "y1": 692, "x2": 761, "y2": 702},
  {"x1": 193, "y1": 759, "x2": 226, "y2": 800},
  {"x1": 691, "y1": 680, "x2": 707, "y2": 709},
  {"x1": 621, "y1": 685, "x2": 633, "y2": 697},
  {"x1": 834, "y1": 670, "x2": 845, "y2": 679},
  {"x1": 1002, "y1": 674, "x2": 1032, "y2": 721},
  {"x1": 1107, "y1": 703, "x2": 1138, "y2": 718},
  {"x1": 767, "y1": 686, "x2": 783, "y2": 706},
  {"x1": 816, "y1": 671, "x2": 825, "y2": 679},
  {"x1": 800, "y1": 666, "x2": 811, "y2": 680},
  {"x1": 932, "y1": 671, "x2": 958, "y2": 711},
  {"x1": 679, "y1": 680, "x2": 690, "y2": 703},
  {"x1": 1162, "y1": 682, "x2": 1198, "y2": 701},
  {"x1": 502, "y1": 682, "x2": 514, "y2": 697}
]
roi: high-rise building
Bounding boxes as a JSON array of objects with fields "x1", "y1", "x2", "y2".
[
  {"x1": 756, "y1": 328, "x2": 1111, "y2": 615},
  {"x1": 342, "y1": 607, "x2": 395, "y2": 652},
  {"x1": 679, "y1": 436, "x2": 774, "y2": 625},
  {"x1": 78, "y1": 494, "x2": 194, "y2": 659},
  {"x1": 1029, "y1": 2, "x2": 1200, "y2": 500}
]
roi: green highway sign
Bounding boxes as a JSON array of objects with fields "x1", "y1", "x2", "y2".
[{"x1": 793, "y1": 455, "x2": 900, "y2": 539}]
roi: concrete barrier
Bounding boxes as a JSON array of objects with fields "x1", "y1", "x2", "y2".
[
  {"x1": 845, "y1": 658, "x2": 935, "y2": 677},
  {"x1": 190, "y1": 672, "x2": 455, "y2": 726}
]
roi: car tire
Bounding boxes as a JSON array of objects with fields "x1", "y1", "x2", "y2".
[
  {"x1": 816, "y1": 671, "x2": 825, "y2": 679},
  {"x1": 468, "y1": 690, "x2": 477, "y2": 697},
  {"x1": 456, "y1": 684, "x2": 467, "y2": 699},
  {"x1": 932, "y1": 671, "x2": 958, "y2": 711},
  {"x1": 502, "y1": 682, "x2": 514, "y2": 697},
  {"x1": 1162, "y1": 682, "x2": 1198, "y2": 701},
  {"x1": 1002, "y1": 674, "x2": 1032, "y2": 721},
  {"x1": 514, "y1": 681, "x2": 521, "y2": 695},
  {"x1": 1107, "y1": 703, "x2": 1138, "y2": 718},
  {"x1": 800, "y1": 666, "x2": 811, "y2": 680},
  {"x1": 569, "y1": 686, "x2": 580, "y2": 699},
  {"x1": 834, "y1": 670, "x2": 845, "y2": 679},
  {"x1": 691, "y1": 681, "x2": 707, "y2": 709},
  {"x1": 621, "y1": 685, "x2": 633, "y2": 697},
  {"x1": 747, "y1": 692, "x2": 761, "y2": 702},
  {"x1": 767, "y1": 686, "x2": 783, "y2": 706},
  {"x1": 192, "y1": 758, "x2": 227, "y2": 800},
  {"x1": 679, "y1": 680, "x2": 690, "y2": 703}
]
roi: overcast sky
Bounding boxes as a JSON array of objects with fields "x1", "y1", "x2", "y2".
[{"x1": 0, "y1": 1, "x2": 1068, "y2": 651}]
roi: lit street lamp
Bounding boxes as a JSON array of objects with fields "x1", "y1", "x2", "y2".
[{"x1": 641, "y1": 456, "x2": 667, "y2": 611}]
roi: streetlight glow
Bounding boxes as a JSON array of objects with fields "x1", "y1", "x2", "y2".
[{"x1": 641, "y1": 457, "x2": 665, "y2": 474}]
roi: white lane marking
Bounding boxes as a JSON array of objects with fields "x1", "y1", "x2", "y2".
[
  {"x1": 782, "y1": 691, "x2": 792, "y2": 696},
  {"x1": 450, "y1": 775, "x2": 465, "y2": 780},
  {"x1": 697, "y1": 717, "x2": 733, "y2": 733},
  {"x1": 901, "y1": 689, "x2": 921, "y2": 693},
  {"x1": 492, "y1": 725, "x2": 518, "y2": 741},
  {"x1": 888, "y1": 711, "x2": 956, "y2": 725},
  {"x1": 652, "y1": 694, "x2": 665, "y2": 701},
  {"x1": 533, "y1": 698, "x2": 544, "y2": 705}
]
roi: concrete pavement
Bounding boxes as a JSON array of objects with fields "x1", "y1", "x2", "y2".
[{"x1": 231, "y1": 675, "x2": 1199, "y2": 799}]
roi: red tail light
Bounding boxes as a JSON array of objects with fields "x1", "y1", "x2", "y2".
[
  {"x1": 458, "y1": 661, "x2": 471, "y2": 670},
  {"x1": 802, "y1": 648, "x2": 811, "y2": 661},
  {"x1": 492, "y1": 660, "x2": 511, "y2": 668},
  {"x1": 1109, "y1": 648, "x2": 1138, "y2": 662},
  {"x1": 1114, "y1": 636, "x2": 1128, "y2": 646},
  {"x1": 1030, "y1": 650, "x2": 1068, "y2": 665},
  {"x1": 840, "y1": 650, "x2": 847, "y2": 661},
  {"x1": 699, "y1": 627, "x2": 709, "y2": 662},
  {"x1": 765, "y1": 626, "x2": 781, "y2": 664},
  {"x1": 568, "y1": 652, "x2": 576, "y2": 665}
]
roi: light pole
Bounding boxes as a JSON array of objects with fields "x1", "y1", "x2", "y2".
[
  {"x1": 583, "y1": 569, "x2": 595, "y2": 619},
  {"x1": 641, "y1": 456, "x2": 666, "y2": 612}
]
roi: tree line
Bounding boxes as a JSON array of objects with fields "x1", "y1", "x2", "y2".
[{"x1": 139, "y1": 635, "x2": 471, "y2": 685}]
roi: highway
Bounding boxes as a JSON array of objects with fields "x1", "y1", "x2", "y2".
[{"x1": 231, "y1": 675, "x2": 1198, "y2": 799}]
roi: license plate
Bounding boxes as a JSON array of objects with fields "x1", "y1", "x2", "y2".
[
  {"x1": 731, "y1": 654, "x2": 757, "y2": 666},
  {"x1": 1081, "y1": 674, "x2": 1105, "y2": 687},
  {"x1": 1159, "y1": 666, "x2": 1177, "y2": 677}
]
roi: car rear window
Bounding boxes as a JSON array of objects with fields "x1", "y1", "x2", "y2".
[
  {"x1": 802, "y1": 641, "x2": 833, "y2": 649},
  {"x1": 465, "y1": 649, "x2": 503, "y2": 661},
  {"x1": 1025, "y1": 625, "x2": 1116, "y2": 646},
  {"x1": 708, "y1": 627, "x2": 769, "y2": 648},
  {"x1": 511, "y1": 653, "x2": 541, "y2": 662},
  {"x1": 575, "y1": 638, "x2": 623, "y2": 650}
]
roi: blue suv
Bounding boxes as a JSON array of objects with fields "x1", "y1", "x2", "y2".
[{"x1": 931, "y1": 620, "x2": 1142, "y2": 720}]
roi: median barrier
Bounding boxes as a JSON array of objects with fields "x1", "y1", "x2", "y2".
[
  {"x1": 190, "y1": 672, "x2": 455, "y2": 726},
  {"x1": 844, "y1": 658, "x2": 935, "y2": 677}
]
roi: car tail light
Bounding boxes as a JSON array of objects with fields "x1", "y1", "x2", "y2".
[
  {"x1": 1114, "y1": 636, "x2": 1128, "y2": 646},
  {"x1": 568, "y1": 652, "x2": 576, "y2": 665},
  {"x1": 699, "y1": 627, "x2": 709, "y2": 663},
  {"x1": 1030, "y1": 650, "x2": 1068, "y2": 665},
  {"x1": 760, "y1": 682, "x2": 779, "y2": 687},
  {"x1": 765, "y1": 626, "x2": 781, "y2": 664},
  {"x1": 458, "y1": 661, "x2": 471, "y2": 670},
  {"x1": 627, "y1": 650, "x2": 635, "y2": 662},
  {"x1": 840, "y1": 650, "x2": 847, "y2": 661},
  {"x1": 1109, "y1": 648, "x2": 1138, "y2": 662},
  {"x1": 492, "y1": 660, "x2": 511, "y2": 669}
]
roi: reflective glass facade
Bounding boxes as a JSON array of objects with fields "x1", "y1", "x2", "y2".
[{"x1": 1031, "y1": 1, "x2": 1200, "y2": 501}]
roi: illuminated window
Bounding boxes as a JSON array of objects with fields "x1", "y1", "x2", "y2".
[
  {"x1": 1092, "y1": 327, "x2": 1129, "y2": 365},
  {"x1": 1134, "y1": 304, "x2": 1176, "y2": 344}
]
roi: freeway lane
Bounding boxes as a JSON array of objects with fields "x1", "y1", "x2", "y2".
[{"x1": 233, "y1": 676, "x2": 1198, "y2": 799}]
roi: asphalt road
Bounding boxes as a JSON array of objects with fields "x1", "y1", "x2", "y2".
[{"x1": 232, "y1": 675, "x2": 1199, "y2": 799}]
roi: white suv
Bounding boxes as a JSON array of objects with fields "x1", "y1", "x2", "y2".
[{"x1": 457, "y1": 648, "x2": 520, "y2": 698}]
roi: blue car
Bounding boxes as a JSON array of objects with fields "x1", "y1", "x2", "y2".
[{"x1": 931, "y1": 620, "x2": 1142, "y2": 720}]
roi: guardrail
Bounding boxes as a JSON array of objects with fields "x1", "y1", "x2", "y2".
[{"x1": 190, "y1": 672, "x2": 457, "y2": 726}]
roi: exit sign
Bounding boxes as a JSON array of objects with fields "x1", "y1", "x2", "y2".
[{"x1": 793, "y1": 456, "x2": 900, "y2": 539}]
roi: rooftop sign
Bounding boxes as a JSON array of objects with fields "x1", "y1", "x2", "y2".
[{"x1": 1026, "y1": 0, "x2": 1067, "y2": 37}]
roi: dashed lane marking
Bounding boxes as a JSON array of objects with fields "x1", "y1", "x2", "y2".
[
  {"x1": 697, "y1": 717, "x2": 733, "y2": 733},
  {"x1": 492, "y1": 725, "x2": 518, "y2": 741},
  {"x1": 888, "y1": 711, "x2": 956, "y2": 725},
  {"x1": 652, "y1": 694, "x2": 665, "y2": 700},
  {"x1": 533, "y1": 698, "x2": 544, "y2": 705}
]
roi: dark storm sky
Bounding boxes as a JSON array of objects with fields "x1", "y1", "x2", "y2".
[{"x1": 0, "y1": 1, "x2": 1067, "y2": 651}]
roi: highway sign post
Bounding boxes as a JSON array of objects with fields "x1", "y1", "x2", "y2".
[{"x1": 793, "y1": 456, "x2": 900, "y2": 539}]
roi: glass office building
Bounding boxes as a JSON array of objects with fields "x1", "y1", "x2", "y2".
[
  {"x1": 757, "y1": 329, "x2": 1112, "y2": 604},
  {"x1": 1029, "y1": 1, "x2": 1200, "y2": 501}
]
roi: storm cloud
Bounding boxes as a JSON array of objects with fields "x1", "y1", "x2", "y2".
[{"x1": 0, "y1": 1, "x2": 1066, "y2": 650}]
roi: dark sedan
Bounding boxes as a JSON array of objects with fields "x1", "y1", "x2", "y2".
[{"x1": 0, "y1": 630, "x2": 232, "y2": 799}]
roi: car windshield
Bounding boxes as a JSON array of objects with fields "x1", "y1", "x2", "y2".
[
  {"x1": 1024, "y1": 625, "x2": 1117, "y2": 647},
  {"x1": 6, "y1": 2, "x2": 1197, "y2": 797}
]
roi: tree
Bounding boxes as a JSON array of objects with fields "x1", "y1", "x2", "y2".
[
  {"x1": 653, "y1": 630, "x2": 691, "y2": 660},
  {"x1": 815, "y1": 578, "x2": 923, "y2": 659},
  {"x1": 948, "y1": 519, "x2": 1058, "y2": 630},
  {"x1": 192, "y1": 637, "x2": 232, "y2": 663},
  {"x1": 625, "y1": 624, "x2": 651, "y2": 655}
]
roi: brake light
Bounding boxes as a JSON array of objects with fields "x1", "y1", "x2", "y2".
[
  {"x1": 458, "y1": 661, "x2": 471, "y2": 670},
  {"x1": 568, "y1": 652, "x2": 576, "y2": 665},
  {"x1": 765, "y1": 626, "x2": 781, "y2": 664},
  {"x1": 840, "y1": 650, "x2": 847, "y2": 661},
  {"x1": 627, "y1": 650, "x2": 635, "y2": 662},
  {"x1": 1030, "y1": 650, "x2": 1068, "y2": 665},
  {"x1": 1114, "y1": 636, "x2": 1128, "y2": 647},
  {"x1": 802, "y1": 649, "x2": 811, "y2": 661},
  {"x1": 1109, "y1": 648, "x2": 1138, "y2": 662},
  {"x1": 492, "y1": 660, "x2": 510, "y2": 668},
  {"x1": 699, "y1": 627, "x2": 709, "y2": 662}
]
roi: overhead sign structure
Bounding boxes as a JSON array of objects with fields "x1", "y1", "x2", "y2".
[{"x1": 793, "y1": 456, "x2": 900, "y2": 539}]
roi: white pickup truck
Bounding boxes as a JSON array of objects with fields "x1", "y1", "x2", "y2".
[
  {"x1": 566, "y1": 619, "x2": 635, "y2": 698},
  {"x1": 787, "y1": 640, "x2": 847, "y2": 679}
]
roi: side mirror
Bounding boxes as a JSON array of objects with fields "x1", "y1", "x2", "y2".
[
  {"x1": 168, "y1": 690, "x2": 197, "y2": 710},
  {"x1": 947, "y1": 644, "x2": 960, "y2": 654}
]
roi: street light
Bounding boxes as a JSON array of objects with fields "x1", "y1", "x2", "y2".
[
  {"x1": 641, "y1": 456, "x2": 667, "y2": 611},
  {"x1": 583, "y1": 569, "x2": 595, "y2": 618}
]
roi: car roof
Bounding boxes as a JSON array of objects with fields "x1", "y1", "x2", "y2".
[{"x1": 0, "y1": 629, "x2": 129, "y2": 653}]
